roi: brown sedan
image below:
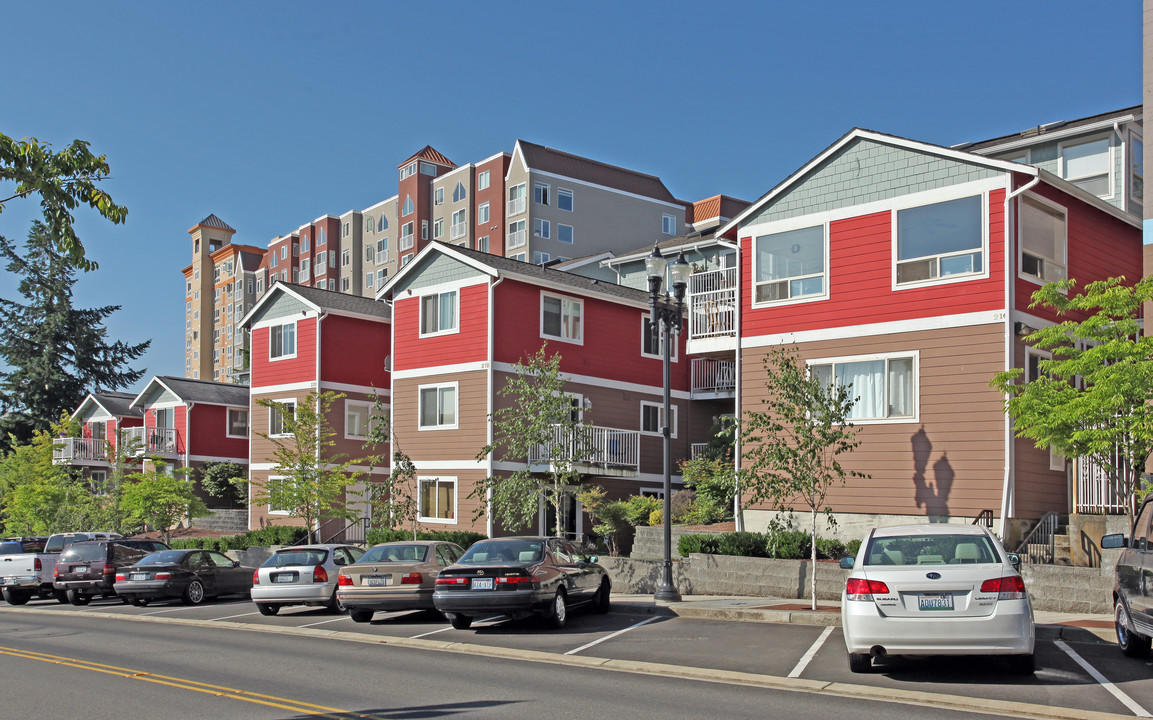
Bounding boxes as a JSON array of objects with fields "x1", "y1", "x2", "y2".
[{"x1": 336, "y1": 541, "x2": 465, "y2": 623}]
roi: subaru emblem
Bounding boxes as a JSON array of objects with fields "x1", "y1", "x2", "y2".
[{"x1": 926, "y1": 572, "x2": 941, "y2": 579}]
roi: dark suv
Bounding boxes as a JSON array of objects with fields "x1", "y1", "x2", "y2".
[
  {"x1": 1102, "y1": 496, "x2": 1153, "y2": 657},
  {"x1": 54, "y1": 539, "x2": 170, "y2": 605}
]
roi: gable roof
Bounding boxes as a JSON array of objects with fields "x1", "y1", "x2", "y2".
[
  {"x1": 189, "y1": 214, "x2": 235, "y2": 233},
  {"x1": 515, "y1": 140, "x2": 678, "y2": 204},
  {"x1": 70, "y1": 391, "x2": 143, "y2": 422},
  {"x1": 132, "y1": 376, "x2": 249, "y2": 409},
  {"x1": 239, "y1": 281, "x2": 391, "y2": 329},
  {"x1": 399, "y1": 145, "x2": 454, "y2": 168}
]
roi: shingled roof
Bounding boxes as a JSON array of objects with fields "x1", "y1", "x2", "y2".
[
  {"x1": 516, "y1": 140, "x2": 678, "y2": 204},
  {"x1": 147, "y1": 376, "x2": 249, "y2": 407},
  {"x1": 279, "y1": 283, "x2": 392, "y2": 320},
  {"x1": 190, "y1": 214, "x2": 235, "y2": 232},
  {"x1": 958, "y1": 105, "x2": 1142, "y2": 153}
]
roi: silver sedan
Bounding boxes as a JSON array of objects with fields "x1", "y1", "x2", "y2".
[{"x1": 250, "y1": 544, "x2": 363, "y2": 616}]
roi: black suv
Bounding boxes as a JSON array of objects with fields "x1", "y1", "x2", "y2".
[
  {"x1": 54, "y1": 539, "x2": 170, "y2": 605},
  {"x1": 1102, "y1": 496, "x2": 1153, "y2": 657}
]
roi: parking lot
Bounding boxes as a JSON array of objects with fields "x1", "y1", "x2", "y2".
[{"x1": 4, "y1": 592, "x2": 1151, "y2": 718}]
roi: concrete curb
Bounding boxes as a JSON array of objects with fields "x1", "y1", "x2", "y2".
[{"x1": 2, "y1": 606, "x2": 1134, "y2": 720}]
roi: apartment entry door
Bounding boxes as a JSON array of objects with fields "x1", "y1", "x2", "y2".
[{"x1": 540, "y1": 486, "x2": 582, "y2": 540}]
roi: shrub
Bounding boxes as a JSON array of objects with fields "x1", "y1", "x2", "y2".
[
  {"x1": 648, "y1": 508, "x2": 663, "y2": 527},
  {"x1": 678, "y1": 533, "x2": 721, "y2": 556},
  {"x1": 670, "y1": 489, "x2": 696, "y2": 523},
  {"x1": 716, "y1": 531, "x2": 770, "y2": 558},
  {"x1": 766, "y1": 530, "x2": 810, "y2": 559},
  {"x1": 622, "y1": 495, "x2": 661, "y2": 526},
  {"x1": 815, "y1": 538, "x2": 846, "y2": 559},
  {"x1": 846, "y1": 539, "x2": 861, "y2": 558}
]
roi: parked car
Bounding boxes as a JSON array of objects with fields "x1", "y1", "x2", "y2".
[
  {"x1": 337, "y1": 541, "x2": 465, "y2": 623},
  {"x1": 53, "y1": 539, "x2": 170, "y2": 605},
  {"x1": 250, "y1": 544, "x2": 364, "y2": 616},
  {"x1": 2, "y1": 532, "x2": 120, "y2": 605},
  {"x1": 433, "y1": 536, "x2": 610, "y2": 630},
  {"x1": 1101, "y1": 495, "x2": 1153, "y2": 658},
  {"x1": 114, "y1": 549, "x2": 255, "y2": 606},
  {"x1": 839, "y1": 524, "x2": 1035, "y2": 674}
]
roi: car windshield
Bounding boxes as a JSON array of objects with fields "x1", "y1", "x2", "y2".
[
  {"x1": 360, "y1": 545, "x2": 428, "y2": 564},
  {"x1": 264, "y1": 550, "x2": 328, "y2": 567},
  {"x1": 59, "y1": 543, "x2": 107, "y2": 562},
  {"x1": 863, "y1": 534, "x2": 999, "y2": 566},
  {"x1": 457, "y1": 540, "x2": 543, "y2": 565},
  {"x1": 137, "y1": 550, "x2": 189, "y2": 566}
]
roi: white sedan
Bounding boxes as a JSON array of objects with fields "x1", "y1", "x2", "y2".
[
  {"x1": 840, "y1": 524, "x2": 1035, "y2": 674},
  {"x1": 250, "y1": 544, "x2": 364, "y2": 616}
]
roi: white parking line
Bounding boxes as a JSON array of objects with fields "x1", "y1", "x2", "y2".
[
  {"x1": 140, "y1": 606, "x2": 196, "y2": 616},
  {"x1": 788, "y1": 626, "x2": 834, "y2": 678},
  {"x1": 409, "y1": 616, "x2": 502, "y2": 639},
  {"x1": 208, "y1": 611, "x2": 261, "y2": 621},
  {"x1": 565, "y1": 616, "x2": 660, "y2": 655},
  {"x1": 1055, "y1": 640, "x2": 1152, "y2": 718},
  {"x1": 296, "y1": 616, "x2": 349, "y2": 629}
]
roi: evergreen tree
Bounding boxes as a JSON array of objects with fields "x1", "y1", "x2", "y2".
[{"x1": 0, "y1": 221, "x2": 149, "y2": 448}]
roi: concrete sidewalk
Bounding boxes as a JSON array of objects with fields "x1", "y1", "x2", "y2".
[{"x1": 611, "y1": 593, "x2": 1117, "y2": 642}]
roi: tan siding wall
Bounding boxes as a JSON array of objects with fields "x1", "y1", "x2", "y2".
[
  {"x1": 394, "y1": 371, "x2": 489, "y2": 460},
  {"x1": 740, "y1": 323, "x2": 1006, "y2": 519},
  {"x1": 1011, "y1": 337, "x2": 1070, "y2": 517}
]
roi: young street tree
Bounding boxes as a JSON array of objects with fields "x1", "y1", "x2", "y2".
[
  {"x1": 1, "y1": 133, "x2": 127, "y2": 271},
  {"x1": 120, "y1": 461, "x2": 209, "y2": 544},
  {"x1": 474, "y1": 345, "x2": 591, "y2": 537},
  {"x1": 739, "y1": 345, "x2": 867, "y2": 610},
  {"x1": 252, "y1": 391, "x2": 367, "y2": 542},
  {"x1": 991, "y1": 276, "x2": 1153, "y2": 523},
  {"x1": 361, "y1": 391, "x2": 418, "y2": 536},
  {"x1": 0, "y1": 222, "x2": 149, "y2": 449}
]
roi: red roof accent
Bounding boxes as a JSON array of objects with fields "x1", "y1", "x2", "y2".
[{"x1": 398, "y1": 145, "x2": 455, "y2": 168}]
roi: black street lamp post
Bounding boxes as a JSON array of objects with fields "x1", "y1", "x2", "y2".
[{"x1": 645, "y1": 243, "x2": 690, "y2": 603}]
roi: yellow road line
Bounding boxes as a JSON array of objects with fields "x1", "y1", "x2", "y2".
[{"x1": 0, "y1": 645, "x2": 376, "y2": 719}]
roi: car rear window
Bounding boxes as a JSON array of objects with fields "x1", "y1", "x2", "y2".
[
  {"x1": 458, "y1": 540, "x2": 543, "y2": 564},
  {"x1": 863, "y1": 534, "x2": 999, "y2": 566},
  {"x1": 137, "y1": 550, "x2": 187, "y2": 566},
  {"x1": 264, "y1": 550, "x2": 328, "y2": 567},
  {"x1": 0, "y1": 542, "x2": 23, "y2": 555},
  {"x1": 59, "y1": 543, "x2": 107, "y2": 562},
  {"x1": 360, "y1": 545, "x2": 428, "y2": 564}
]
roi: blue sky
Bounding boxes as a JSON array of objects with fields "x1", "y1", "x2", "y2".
[{"x1": 0, "y1": 1, "x2": 1141, "y2": 392}]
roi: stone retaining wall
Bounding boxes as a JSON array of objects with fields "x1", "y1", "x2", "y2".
[{"x1": 189, "y1": 509, "x2": 248, "y2": 534}]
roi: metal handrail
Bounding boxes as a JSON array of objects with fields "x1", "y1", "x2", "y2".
[
  {"x1": 1015, "y1": 511, "x2": 1059, "y2": 564},
  {"x1": 322, "y1": 517, "x2": 369, "y2": 545},
  {"x1": 971, "y1": 509, "x2": 994, "y2": 528}
]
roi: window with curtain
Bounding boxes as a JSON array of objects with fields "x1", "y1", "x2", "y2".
[
  {"x1": 420, "y1": 290, "x2": 458, "y2": 335},
  {"x1": 810, "y1": 355, "x2": 915, "y2": 420}
]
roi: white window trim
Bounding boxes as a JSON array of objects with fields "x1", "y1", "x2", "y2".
[
  {"x1": 344, "y1": 400, "x2": 375, "y2": 440},
  {"x1": 266, "y1": 475, "x2": 291, "y2": 515},
  {"x1": 418, "y1": 381, "x2": 459, "y2": 431},
  {"x1": 268, "y1": 322, "x2": 297, "y2": 362},
  {"x1": 890, "y1": 189, "x2": 990, "y2": 292},
  {"x1": 534, "y1": 218, "x2": 550, "y2": 239},
  {"x1": 267, "y1": 399, "x2": 296, "y2": 438},
  {"x1": 478, "y1": 170, "x2": 491, "y2": 191},
  {"x1": 225, "y1": 407, "x2": 249, "y2": 438},
  {"x1": 418, "y1": 475, "x2": 458, "y2": 525},
  {"x1": 640, "y1": 316, "x2": 678, "y2": 362},
  {"x1": 478, "y1": 202, "x2": 490, "y2": 224},
  {"x1": 557, "y1": 224, "x2": 574, "y2": 244},
  {"x1": 1024, "y1": 346, "x2": 1051, "y2": 383},
  {"x1": 1017, "y1": 192, "x2": 1068, "y2": 289},
  {"x1": 535, "y1": 181, "x2": 550, "y2": 206},
  {"x1": 418, "y1": 289, "x2": 460, "y2": 338},
  {"x1": 1129, "y1": 130, "x2": 1143, "y2": 207},
  {"x1": 1057, "y1": 133, "x2": 1115, "y2": 200},
  {"x1": 558, "y1": 187, "x2": 574, "y2": 212},
  {"x1": 806, "y1": 350, "x2": 920, "y2": 425},
  {"x1": 539, "y1": 291, "x2": 584, "y2": 345},
  {"x1": 750, "y1": 221, "x2": 831, "y2": 309},
  {"x1": 639, "y1": 401, "x2": 678, "y2": 438}
]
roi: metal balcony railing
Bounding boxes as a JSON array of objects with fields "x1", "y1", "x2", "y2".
[
  {"x1": 507, "y1": 229, "x2": 527, "y2": 249},
  {"x1": 507, "y1": 197, "x2": 526, "y2": 217},
  {"x1": 689, "y1": 268, "x2": 736, "y2": 340},
  {"x1": 450, "y1": 222, "x2": 467, "y2": 240},
  {"x1": 399, "y1": 233, "x2": 414, "y2": 251},
  {"x1": 126, "y1": 426, "x2": 179, "y2": 455},
  {"x1": 52, "y1": 438, "x2": 107, "y2": 464},
  {"x1": 691, "y1": 358, "x2": 736, "y2": 396},
  {"x1": 691, "y1": 443, "x2": 709, "y2": 459},
  {"x1": 1074, "y1": 454, "x2": 1131, "y2": 515},
  {"x1": 529, "y1": 423, "x2": 640, "y2": 473}
]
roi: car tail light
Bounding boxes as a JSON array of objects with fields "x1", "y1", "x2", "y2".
[
  {"x1": 115, "y1": 573, "x2": 126, "y2": 582},
  {"x1": 494, "y1": 575, "x2": 534, "y2": 585},
  {"x1": 337, "y1": 574, "x2": 353, "y2": 586},
  {"x1": 399, "y1": 573, "x2": 422, "y2": 585},
  {"x1": 435, "y1": 577, "x2": 467, "y2": 585},
  {"x1": 846, "y1": 577, "x2": 889, "y2": 601},
  {"x1": 102, "y1": 564, "x2": 115, "y2": 575},
  {"x1": 53, "y1": 566, "x2": 59, "y2": 578},
  {"x1": 980, "y1": 575, "x2": 1027, "y2": 600},
  {"x1": 155, "y1": 573, "x2": 171, "y2": 580},
  {"x1": 313, "y1": 565, "x2": 328, "y2": 583},
  {"x1": 252, "y1": 570, "x2": 260, "y2": 585},
  {"x1": 34, "y1": 557, "x2": 42, "y2": 572}
]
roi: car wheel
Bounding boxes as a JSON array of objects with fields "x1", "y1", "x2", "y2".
[
  {"x1": 449, "y1": 613, "x2": 473, "y2": 630},
  {"x1": 326, "y1": 588, "x2": 347, "y2": 613},
  {"x1": 548, "y1": 589, "x2": 568, "y2": 629},
  {"x1": 1116, "y1": 599, "x2": 1152, "y2": 658},
  {"x1": 593, "y1": 579, "x2": 611, "y2": 614},
  {"x1": 1006, "y1": 653, "x2": 1035, "y2": 676},
  {"x1": 129, "y1": 597, "x2": 148, "y2": 607},
  {"x1": 182, "y1": 580, "x2": 206, "y2": 606},
  {"x1": 4, "y1": 590, "x2": 29, "y2": 606},
  {"x1": 256, "y1": 603, "x2": 279, "y2": 617},
  {"x1": 54, "y1": 590, "x2": 68, "y2": 604},
  {"x1": 349, "y1": 609, "x2": 374, "y2": 623},
  {"x1": 66, "y1": 590, "x2": 89, "y2": 606},
  {"x1": 848, "y1": 653, "x2": 872, "y2": 673}
]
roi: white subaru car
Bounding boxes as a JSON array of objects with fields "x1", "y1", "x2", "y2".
[
  {"x1": 840, "y1": 524, "x2": 1035, "y2": 674},
  {"x1": 250, "y1": 544, "x2": 363, "y2": 616}
]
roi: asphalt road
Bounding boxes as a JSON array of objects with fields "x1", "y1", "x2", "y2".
[{"x1": 0, "y1": 593, "x2": 1150, "y2": 720}]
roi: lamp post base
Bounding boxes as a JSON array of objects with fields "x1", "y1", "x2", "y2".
[{"x1": 654, "y1": 583, "x2": 681, "y2": 603}]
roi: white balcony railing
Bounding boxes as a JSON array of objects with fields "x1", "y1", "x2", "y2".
[
  {"x1": 1074, "y1": 454, "x2": 1131, "y2": 515},
  {"x1": 450, "y1": 222, "x2": 467, "y2": 241},
  {"x1": 688, "y1": 267, "x2": 736, "y2": 340},
  {"x1": 691, "y1": 358, "x2": 736, "y2": 396},
  {"x1": 507, "y1": 197, "x2": 526, "y2": 217},
  {"x1": 399, "y1": 233, "x2": 414, "y2": 251},
  {"x1": 530, "y1": 423, "x2": 640, "y2": 473},
  {"x1": 126, "y1": 426, "x2": 179, "y2": 455},
  {"x1": 52, "y1": 438, "x2": 107, "y2": 464},
  {"x1": 507, "y1": 229, "x2": 527, "y2": 249},
  {"x1": 691, "y1": 443, "x2": 709, "y2": 460}
]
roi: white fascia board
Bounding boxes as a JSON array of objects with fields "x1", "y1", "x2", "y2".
[
  {"x1": 438, "y1": 163, "x2": 475, "y2": 182},
  {"x1": 499, "y1": 270, "x2": 650, "y2": 311},
  {"x1": 603, "y1": 238, "x2": 724, "y2": 267},
  {"x1": 310, "y1": 214, "x2": 338, "y2": 224},
  {"x1": 968, "y1": 115, "x2": 1139, "y2": 155},
  {"x1": 378, "y1": 243, "x2": 499, "y2": 299},
  {"x1": 1036, "y1": 169, "x2": 1141, "y2": 229},
  {"x1": 477, "y1": 151, "x2": 510, "y2": 166},
  {"x1": 527, "y1": 168, "x2": 686, "y2": 211},
  {"x1": 238, "y1": 284, "x2": 322, "y2": 330},
  {"x1": 363, "y1": 196, "x2": 399, "y2": 214}
]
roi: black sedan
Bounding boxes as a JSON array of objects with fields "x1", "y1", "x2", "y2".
[
  {"x1": 114, "y1": 549, "x2": 255, "y2": 606},
  {"x1": 433, "y1": 536, "x2": 610, "y2": 629}
]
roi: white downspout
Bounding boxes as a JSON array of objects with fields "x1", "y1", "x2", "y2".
[
  {"x1": 315, "y1": 311, "x2": 327, "y2": 540},
  {"x1": 718, "y1": 239, "x2": 742, "y2": 532},
  {"x1": 486, "y1": 273, "x2": 504, "y2": 538},
  {"x1": 999, "y1": 173, "x2": 1041, "y2": 538}
]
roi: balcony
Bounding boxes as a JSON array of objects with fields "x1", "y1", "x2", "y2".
[
  {"x1": 52, "y1": 438, "x2": 108, "y2": 465},
  {"x1": 507, "y1": 229, "x2": 527, "y2": 250},
  {"x1": 529, "y1": 424, "x2": 640, "y2": 478},
  {"x1": 399, "y1": 233, "x2": 414, "y2": 251},
  {"x1": 126, "y1": 426, "x2": 179, "y2": 456},
  {"x1": 691, "y1": 358, "x2": 736, "y2": 399},
  {"x1": 450, "y1": 222, "x2": 467, "y2": 241},
  {"x1": 688, "y1": 267, "x2": 736, "y2": 352},
  {"x1": 507, "y1": 197, "x2": 526, "y2": 217}
]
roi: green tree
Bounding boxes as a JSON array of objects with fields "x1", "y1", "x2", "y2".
[
  {"x1": 120, "y1": 460, "x2": 209, "y2": 544},
  {"x1": 739, "y1": 345, "x2": 867, "y2": 610},
  {"x1": 200, "y1": 461, "x2": 248, "y2": 507},
  {"x1": 252, "y1": 391, "x2": 367, "y2": 542},
  {"x1": 575, "y1": 485, "x2": 629, "y2": 555},
  {"x1": 679, "y1": 455, "x2": 736, "y2": 524},
  {"x1": 1, "y1": 133, "x2": 127, "y2": 271},
  {"x1": 0, "y1": 222, "x2": 149, "y2": 449},
  {"x1": 361, "y1": 391, "x2": 418, "y2": 536},
  {"x1": 474, "y1": 345, "x2": 591, "y2": 536},
  {"x1": 991, "y1": 276, "x2": 1153, "y2": 524}
]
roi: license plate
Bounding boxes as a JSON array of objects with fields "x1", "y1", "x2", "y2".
[
  {"x1": 918, "y1": 593, "x2": 954, "y2": 611},
  {"x1": 74, "y1": 566, "x2": 89, "y2": 574},
  {"x1": 471, "y1": 578, "x2": 494, "y2": 590},
  {"x1": 274, "y1": 574, "x2": 296, "y2": 583},
  {"x1": 365, "y1": 575, "x2": 391, "y2": 587},
  {"x1": 130, "y1": 573, "x2": 148, "y2": 581}
]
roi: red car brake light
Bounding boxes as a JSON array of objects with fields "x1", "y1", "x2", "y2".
[
  {"x1": 252, "y1": 569, "x2": 260, "y2": 585},
  {"x1": 337, "y1": 574, "x2": 353, "y2": 586},
  {"x1": 435, "y1": 577, "x2": 467, "y2": 585},
  {"x1": 102, "y1": 564, "x2": 115, "y2": 575},
  {"x1": 980, "y1": 575, "x2": 1027, "y2": 600},
  {"x1": 154, "y1": 572, "x2": 171, "y2": 580},
  {"x1": 313, "y1": 565, "x2": 328, "y2": 583},
  {"x1": 115, "y1": 573, "x2": 126, "y2": 582},
  {"x1": 846, "y1": 577, "x2": 889, "y2": 600},
  {"x1": 494, "y1": 575, "x2": 534, "y2": 584},
  {"x1": 399, "y1": 573, "x2": 422, "y2": 585},
  {"x1": 34, "y1": 557, "x2": 42, "y2": 572}
]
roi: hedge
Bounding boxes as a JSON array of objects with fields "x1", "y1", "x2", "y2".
[{"x1": 677, "y1": 531, "x2": 854, "y2": 560}]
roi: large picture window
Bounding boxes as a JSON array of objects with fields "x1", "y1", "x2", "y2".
[
  {"x1": 809, "y1": 354, "x2": 916, "y2": 421},
  {"x1": 269, "y1": 322, "x2": 296, "y2": 360},
  {"x1": 1019, "y1": 195, "x2": 1067, "y2": 284},
  {"x1": 1060, "y1": 137, "x2": 1111, "y2": 197},
  {"x1": 895, "y1": 195, "x2": 983, "y2": 286},
  {"x1": 419, "y1": 477, "x2": 456, "y2": 523},
  {"x1": 420, "y1": 290, "x2": 458, "y2": 336},
  {"x1": 419, "y1": 383, "x2": 457, "y2": 430},
  {"x1": 541, "y1": 293, "x2": 582, "y2": 344},
  {"x1": 754, "y1": 224, "x2": 825, "y2": 303}
]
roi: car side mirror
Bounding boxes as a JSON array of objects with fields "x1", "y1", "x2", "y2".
[
  {"x1": 838, "y1": 557, "x2": 855, "y2": 569},
  {"x1": 1101, "y1": 533, "x2": 1128, "y2": 550},
  {"x1": 232, "y1": 560, "x2": 240, "y2": 568},
  {"x1": 588, "y1": 556, "x2": 598, "y2": 564},
  {"x1": 1006, "y1": 553, "x2": 1021, "y2": 569}
]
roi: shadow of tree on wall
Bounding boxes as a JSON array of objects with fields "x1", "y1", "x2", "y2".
[{"x1": 911, "y1": 425, "x2": 954, "y2": 521}]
